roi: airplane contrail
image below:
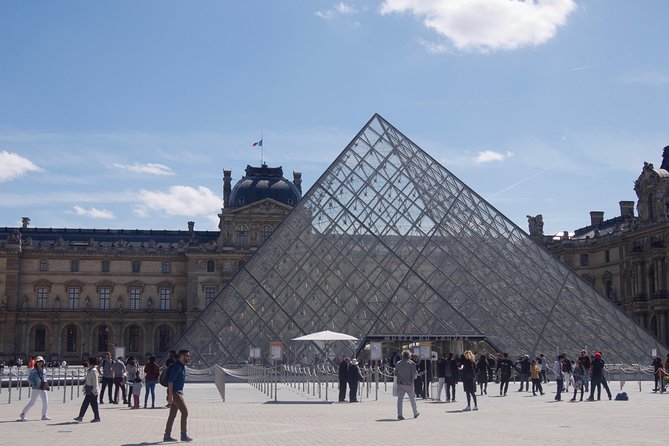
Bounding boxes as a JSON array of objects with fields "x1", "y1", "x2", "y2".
[
  {"x1": 486, "y1": 156, "x2": 574, "y2": 199},
  {"x1": 570, "y1": 63, "x2": 602, "y2": 71}
]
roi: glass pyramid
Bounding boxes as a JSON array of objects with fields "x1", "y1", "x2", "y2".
[{"x1": 174, "y1": 114, "x2": 665, "y2": 367}]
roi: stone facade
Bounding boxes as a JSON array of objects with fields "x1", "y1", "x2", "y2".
[
  {"x1": 0, "y1": 166, "x2": 301, "y2": 363},
  {"x1": 539, "y1": 146, "x2": 669, "y2": 346}
]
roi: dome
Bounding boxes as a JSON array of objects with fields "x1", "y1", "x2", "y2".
[{"x1": 228, "y1": 164, "x2": 301, "y2": 208}]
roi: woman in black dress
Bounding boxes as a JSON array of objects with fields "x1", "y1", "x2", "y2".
[{"x1": 459, "y1": 350, "x2": 478, "y2": 411}]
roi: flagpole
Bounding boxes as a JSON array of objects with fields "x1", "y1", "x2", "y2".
[{"x1": 261, "y1": 132, "x2": 264, "y2": 165}]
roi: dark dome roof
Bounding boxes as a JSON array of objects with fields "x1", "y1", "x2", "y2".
[{"x1": 228, "y1": 164, "x2": 301, "y2": 208}]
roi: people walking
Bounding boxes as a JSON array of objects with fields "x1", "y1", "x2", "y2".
[
  {"x1": 74, "y1": 357, "x2": 101, "y2": 423},
  {"x1": 476, "y1": 354, "x2": 488, "y2": 395},
  {"x1": 460, "y1": 351, "x2": 478, "y2": 412},
  {"x1": 652, "y1": 356, "x2": 665, "y2": 392},
  {"x1": 435, "y1": 354, "x2": 446, "y2": 401},
  {"x1": 112, "y1": 356, "x2": 127, "y2": 404},
  {"x1": 578, "y1": 350, "x2": 591, "y2": 392},
  {"x1": 394, "y1": 350, "x2": 419, "y2": 420},
  {"x1": 444, "y1": 353, "x2": 457, "y2": 403},
  {"x1": 99, "y1": 352, "x2": 115, "y2": 404},
  {"x1": 539, "y1": 353, "x2": 549, "y2": 383},
  {"x1": 517, "y1": 355, "x2": 530, "y2": 392},
  {"x1": 144, "y1": 355, "x2": 160, "y2": 408},
  {"x1": 570, "y1": 360, "x2": 584, "y2": 402},
  {"x1": 164, "y1": 350, "x2": 177, "y2": 408},
  {"x1": 338, "y1": 357, "x2": 349, "y2": 402},
  {"x1": 530, "y1": 359, "x2": 544, "y2": 396},
  {"x1": 496, "y1": 353, "x2": 513, "y2": 396},
  {"x1": 125, "y1": 356, "x2": 139, "y2": 407},
  {"x1": 164, "y1": 349, "x2": 193, "y2": 442},
  {"x1": 19, "y1": 355, "x2": 49, "y2": 421},
  {"x1": 347, "y1": 359, "x2": 364, "y2": 403},
  {"x1": 553, "y1": 355, "x2": 565, "y2": 401},
  {"x1": 587, "y1": 351, "x2": 612, "y2": 401}
]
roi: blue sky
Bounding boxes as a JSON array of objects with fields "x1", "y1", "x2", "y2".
[{"x1": 1, "y1": 0, "x2": 667, "y2": 236}]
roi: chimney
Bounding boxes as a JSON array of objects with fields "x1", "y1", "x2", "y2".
[
  {"x1": 223, "y1": 169, "x2": 232, "y2": 207},
  {"x1": 21, "y1": 217, "x2": 30, "y2": 229},
  {"x1": 187, "y1": 221, "x2": 194, "y2": 233},
  {"x1": 619, "y1": 201, "x2": 635, "y2": 219},
  {"x1": 590, "y1": 211, "x2": 604, "y2": 226},
  {"x1": 293, "y1": 171, "x2": 302, "y2": 194}
]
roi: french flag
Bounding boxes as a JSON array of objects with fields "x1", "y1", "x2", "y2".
[{"x1": 252, "y1": 138, "x2": 263, "y2": 147}]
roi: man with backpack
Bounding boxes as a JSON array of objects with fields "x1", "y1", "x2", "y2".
[
  {"x1": 162, "y1": 350, "x2": 177, "y2": 407},
  {"x1": 496, "y1": 353, "x2": 514, "y2": 396},
  {"x1": 163, "y1": 349, "x2": 193, "y2": 442}
]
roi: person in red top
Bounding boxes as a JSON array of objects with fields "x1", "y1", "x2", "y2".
[
  {"x1": 27, "y1": 356, "x2": 36, "y2": 369},
  {"x1": 143, "y1": 355, "x2": 160, "y2": 408}
]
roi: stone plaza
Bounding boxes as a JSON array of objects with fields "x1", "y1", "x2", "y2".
[{"x1": 0, "y1": 379, "x2": 666, "y2": 446}]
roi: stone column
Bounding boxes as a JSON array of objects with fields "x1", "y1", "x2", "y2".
[{"x1": 660, "y1": 312, "x2": 668, "y2": 345}]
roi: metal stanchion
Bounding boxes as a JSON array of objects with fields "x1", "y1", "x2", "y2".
[
  {"x1": 18, "y1": 369, "x2": 23, "y2": 401},
  {"x1": 375, "y1": 366, "x2": 379, "y2": 401}
]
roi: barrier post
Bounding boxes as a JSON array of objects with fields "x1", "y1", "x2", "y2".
[
  {"x1": 18, "y1": 368, "x2": 23, "y2": 401},
  {"x1": 375, "y1": 366, "x2": 379, "y2": 401}
]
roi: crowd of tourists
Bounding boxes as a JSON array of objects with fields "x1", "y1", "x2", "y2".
[
  {"x1": 339, "y1": 348, "x2": 648, "y2": 419},
  {"x1": 15, "y1": 349, "x2": 193, "y2": 442}
]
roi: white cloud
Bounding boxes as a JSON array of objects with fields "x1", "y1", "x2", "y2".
[
  {"x1": 316, "y1": 2, "x2": 357, "y2": 20},
  {"x1": 113, "y1": 162, "x2": 175, "y2": 175},
  {"x1": 0, "y1": 151, "x2": 42, "y2": 182},
  {"x1": 474, "y1": 150, "x2": 514, "y2": 163},
  {"x1": 71, "y1": 205, "x2": 116, "y2": 219},
  {"x1": 135, "y1": 185, "x2": 221, "y2": 217},
  {"x1": 379, "y1": 0, "x2": 577, "y2": 52}
]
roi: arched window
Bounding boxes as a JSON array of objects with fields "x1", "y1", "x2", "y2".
[
  {"x1": 34, "y1": 325, "x2": 46, "y2": 352},
  {"x1": 157, "y1": 325, "x2": 171, "y2": 353},
  {"x1": 235, "y1": 225, "x2": 248, "y2": 247},
  {"x1": 101, "y1": 260, "x2": 110, "y2": 273},
  {"x1": 97, "y1": 325, "x2": 110, "y2": 352},
  {"x1": 127, "y1": 325, "x2": 141, "y2": 353},
  {"x1": 65, "y1": 325, "x2": 78, "y2": 352},
  {"x1": 132, "y1": 260, "x2": 141, "y2": 273},
  {"x1": 259, "y1": 225, "x2": 273, "y2": 244}
]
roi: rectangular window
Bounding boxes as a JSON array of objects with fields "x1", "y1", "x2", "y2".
[
  {"x1": 159, "y1": 288, "x2": 171, "y2": 310},
  {"x1": 579, "y1": 253, "x2": 589, "y2": 267},
  {"x1": 71, "y1": 260, "x2": 79, "y2": 272},
  {"x1": 39, "y1": 259, "x2": 48, "y2": 272},
  {"x1": 129, "y1": 288, "x2": 141, "y2": 310},
  {"x1": 604, "y1": 250, "x2": 610, "y2": 263},
  {"x1": 102, "y1": 260, "x2": 110, "y2": 272},
  {"x1": 132, "y1": 261, "x2": 141, "y2": 273},
  {"x1": 162, "y1": 262, "x2": 172, "y2": 274},
  {"x1": 36, "y1": 287, "x2": 48, "y2": 309},
  {"x1": 67, "y1": 287, "x2": 79, "y2": 309},
  {"x1": 204, "y1": 286, "x2": 216, "y2": 306},
  {"x1": 99, "y1": 287, "x2": 110, "y2": 310},
  {"x1": 207, "y1": 260, "x2": 215, "y2": 273}
]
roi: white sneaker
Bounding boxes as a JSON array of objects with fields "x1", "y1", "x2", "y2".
[
  {"x1": 463, "y1": 406, "x2": 471, "y2": 412},
  {"x1": 41, "y1": 415, "x2": 50, "y2": 421},
  {"x1": 19, "y1": 413, "x2": 26, "y2": 422}
]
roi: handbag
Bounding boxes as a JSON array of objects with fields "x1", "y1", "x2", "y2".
[{"x1": 40, "y1": 381, "x2": 50, "y2": 391}]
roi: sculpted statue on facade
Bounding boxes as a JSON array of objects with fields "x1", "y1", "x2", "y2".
[{"x1": 526, "y1": 214, "x2": 544, "y2": 237}]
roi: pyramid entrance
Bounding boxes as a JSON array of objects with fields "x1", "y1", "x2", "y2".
[{"x1": 172, "y1": 114, "x2": 665, "y2": 367}]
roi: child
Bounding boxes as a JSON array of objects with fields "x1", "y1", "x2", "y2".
[
  {"x1": 530, "y1": 359, "x2": 544, "y2": 396},
  {"x1": 570, "y1": 361, "x2": 584, "y2": 402},
  {"x1": 132, "y1": 377, "x2": 143, "y2": 409}
]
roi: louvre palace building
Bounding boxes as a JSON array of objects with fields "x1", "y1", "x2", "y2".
[
  {"x1": 538, "y1": 146, "x2": 669, "y2": 346},
  {"x1": 0, "y1": 164, "x2": 302, "y2": 363}
]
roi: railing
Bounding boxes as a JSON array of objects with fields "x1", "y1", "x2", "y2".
[
  {"x1": 1, "y1": 366, "x2": 85, "y2": 404},
  {"x1": 247, "y1": 363, "x2": 394, "y2": 402}
]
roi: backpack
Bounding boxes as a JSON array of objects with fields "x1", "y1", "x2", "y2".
[
  {"x1": 614, "y1": 392, "x2": 628, "y2": 401},
  {"x1": 159, "y1": 365, "x2": 171, "y2": 387}
]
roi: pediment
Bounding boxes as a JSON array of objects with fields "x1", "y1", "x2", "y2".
[{"x1": 223, "y1": 198, "x2": 293, "y2": 216}]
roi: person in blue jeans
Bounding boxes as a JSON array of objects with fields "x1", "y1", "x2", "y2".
[{"x1": 143, "y1": 355, "x2": 160, "y2": 408}]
